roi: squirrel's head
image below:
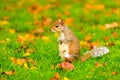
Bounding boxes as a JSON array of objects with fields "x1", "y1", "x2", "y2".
[{"x1": 51, "y1": 19, "x2": 65, "y2": 32}]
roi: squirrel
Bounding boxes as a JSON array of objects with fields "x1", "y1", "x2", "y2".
[
  {"x1": 51, "y1": 19, "x2": 80, "y2": 62},
  {"x1": 51, "y1": 19, "x2": 109, "y2": 62}
]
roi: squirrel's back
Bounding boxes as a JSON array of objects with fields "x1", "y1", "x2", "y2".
[{"x1": 64, "y1": 26, "x2": 80, "y2": 59}]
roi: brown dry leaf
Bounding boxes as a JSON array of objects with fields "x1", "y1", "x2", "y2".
[
  {"x1": 10, "y1": 57, "x2": 27, "y2": 65},
  {"x1": 111, "y1": 71, "x2": 118, "y2": 75},
  {"x1": 62, "y1": 77, "x2": 70, "y2": 80},
  {"x1": 50, "y1": 72, "x2": 60, "y2": 80},
  {"x1": 60, "y1": 62, "x2": 74, "y2": 71},
  {"x1": 95, "y1": 62, "x2": 102, "y2": 68},
  {"x1": 17, "y1": 35, "x2": 24, "y2": 44},
  {"x1": 107, "y1": 42, "x2": 115, "y2": 47},
  {"x1": 28, "y1": 4, "x2": 43, "y2": 14},
  {"x1": 112, "y1": 32, "x2": 118, "y2": 38},
  {"x1": 85, "y1": 35, "x2": 92, "y2": 42},
  {"x1": 9, "y1": 29, "x2": 15, "y2": 34},
  {"x1": 64, "y1": 18, "x2": 74, "y2": 25},
  {"x1": 2, "y1": 70, "x2": 15, "y2": 75},
  {"x1": 104, "y1": 36, "x2": 109, "y2": 42}
]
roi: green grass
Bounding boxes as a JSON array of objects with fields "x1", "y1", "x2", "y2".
[{"x1": 0, "y1": 0, "x2": 120, "y2": 80}]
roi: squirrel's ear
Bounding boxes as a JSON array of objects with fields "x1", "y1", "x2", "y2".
[{"x1": 58, "y1": 19, "x2": 64, "y2": 25}]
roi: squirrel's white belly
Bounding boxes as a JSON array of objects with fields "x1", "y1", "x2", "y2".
[
  {"x1": 59, "y1": 43, "x2": 71, "y2": 59},
  {"x1": 58, "y1": 32, "x2": 71, "y2": 59}
]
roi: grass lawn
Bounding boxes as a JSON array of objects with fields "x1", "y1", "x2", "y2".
[{"x1": 0, "y1": 0, "x2": 120, "y2": 80}]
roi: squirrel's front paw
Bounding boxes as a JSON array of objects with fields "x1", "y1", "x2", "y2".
[{"x1": 59, "y1": 40, "x2": 63, "y2": 44}]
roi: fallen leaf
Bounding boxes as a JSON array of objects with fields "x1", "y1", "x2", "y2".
[
  {"x1": 9, "y1": 29, "x2": 15, "y2": 34},
  {"x1": 0, "y1": 21, "x2": 9, "y2": 26},
  {"x1": 95, "y1": 62, "x2": 102, "y2": 68},
  {"x1": 111, "y1": 71, "x2": 118, "y2": 75},
  {"x1": 60, "y1": 62, "x2": 74, "y2": 71},
  {"x1": 62, "y1": 77, "x2": 70, "y2": 80},
  {"x1": 28, "y1": 4, "x2": 43, "y2": 14},
  {"x1": 104, "y1": 36, "x2": 109, "y2": 42},
  {"x1": 80, "y1": 41, "x2": 90, "y2": 48},
  {"x1": 23, "y1": 52, "x2": 31, "y2": 57},
  {"x1": 50, "y1": 72, "x2": 60, "y2": 80},
  {"x1": 2, "y1": 70, "x2": 15, "y2": 75},
  {"x1": 112, "y1": 32, "x2": 118, "y2": 38},
  {"x1": 85, "y1": 35, "x2": 92, "y2": 42},
  {"x1": 64, "y1": 18, "x2": 74, "y2": 25},
  {"x1": 17, "y1": 35, "x2": 24, "y2": 44},
  {"x1": 107, "y1": 42, "x2": 115, "y2": 47},
  {"x1": 16, "y1": 58, "x2": 27, "y2": 65}
]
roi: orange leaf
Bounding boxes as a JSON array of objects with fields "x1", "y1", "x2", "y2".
[
  {"x1": 85, "y1": 35, "x2": 92, "y2": 42},
  {"x1": 2, "y1": 70, "x2": 15, "y2": 75},
  {"x1": 112, "y1": 32, "x2": 118, "y2": 38},
  {"x1": 50, "y1": 72, "x2": 60, "y2": 80},
  {"x1": 95, "y1": 62, "x2": 102, "y2": 68},
  {"x1": 28, "y1": 4, "x2": 43, "y2": 14},
  {"x1": 64, "y1": 18, "x2": 74, "y2": 25},
  {"x1": 111, "y1": 71, "x2": 118, "y2": 75},
  {"x1": 104, "y1": 36, "x2": 109, "y2": 42}
]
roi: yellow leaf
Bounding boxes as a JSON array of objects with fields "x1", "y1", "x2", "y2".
[
  {"x1": 23, "y1": 52, "x2": 31, "y2": 57},
  {"x1": 23, "y1": 63, "x2": 28, "y2": 69},
  {"x1": 41, "y1": 36, "x2": 50, "y2": 42},
  {"x1": 62, "y1": 77, "x2": 70, "y2": 80},
  {"x1": 0, "y1": 21, "x2": 9, "y2": 26},
  {"x1": 9, "y1": 29, "x2": 15, "y2": 34}
]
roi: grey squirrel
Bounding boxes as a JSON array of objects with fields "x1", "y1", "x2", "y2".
[{"x1": 51, "y1": 19, "x2": 109, "y2": 62}]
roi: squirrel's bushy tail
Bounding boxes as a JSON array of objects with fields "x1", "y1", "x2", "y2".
[{"x1": 81, "y1": 46, "x2": 109, "y2": 62}]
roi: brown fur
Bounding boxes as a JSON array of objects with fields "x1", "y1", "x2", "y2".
[{"x1": 51, "y1": 19, "x2": 80, "y2": 62}]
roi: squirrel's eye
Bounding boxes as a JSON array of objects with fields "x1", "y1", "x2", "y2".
[{"x1": 55, "y1": 26, "x2": 58, "y2": 28}]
